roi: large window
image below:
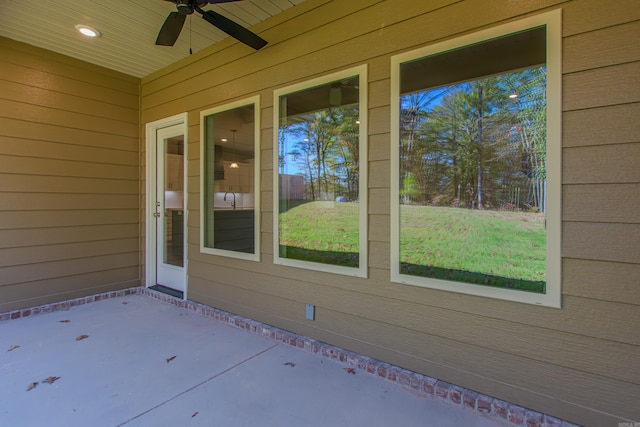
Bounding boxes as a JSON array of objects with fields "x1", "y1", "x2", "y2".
[
  {"x1": 274, "y1": 66, "x2": 368, "y2": 277},
  {"x1": 201, "y1": 96, "x2": 260, "y2": 261},
  {"x1": 390, "y1": 11, "x2": 561, "y2": 306}
]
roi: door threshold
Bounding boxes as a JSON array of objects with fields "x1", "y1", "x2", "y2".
[{"x1": 149, "y1": 285, "x2": 184, "y2": 299}]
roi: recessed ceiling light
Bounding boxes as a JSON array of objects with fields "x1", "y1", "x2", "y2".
[{"x1": 75, "y1": 25, "x2": 101, "y2": 38}]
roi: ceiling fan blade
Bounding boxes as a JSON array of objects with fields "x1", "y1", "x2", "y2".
[
  {"x1": 156, "y1": 12, "x2": 187, "y2": 46},
  {"x1": 201, "y1": 10, "x2": 267, "y2": 50}
]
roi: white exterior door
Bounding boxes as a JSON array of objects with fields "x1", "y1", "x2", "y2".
[{"x1": 146, "y1": 115, "x2": 187, "y2": 295}]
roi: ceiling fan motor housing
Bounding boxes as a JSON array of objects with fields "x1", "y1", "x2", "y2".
[{"x1": 176, "y1": 0, "x2": 194, "y2": 14}]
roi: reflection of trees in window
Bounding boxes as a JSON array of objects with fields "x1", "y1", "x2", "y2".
[
  {"x1": 398, "y1": 67, "x2": 547, "y2": 293},
  {"x1": 400, "y1": 66, "x2": 547, "y2": 212},
  {"x1": 282, "y1": 106, "x2": 359, "y2": 202},
  {"x1": 276, "y1": 69, "x2": 365, "y2": 273}
]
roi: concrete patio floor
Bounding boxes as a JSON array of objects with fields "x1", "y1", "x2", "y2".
[{"x1": 1, "y1": 293, "x2": 510, "y2": 427}]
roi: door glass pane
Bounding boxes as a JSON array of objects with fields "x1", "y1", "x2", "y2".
[{"x1": 164, "y1": 135, "x2": 184, "y2": 267}]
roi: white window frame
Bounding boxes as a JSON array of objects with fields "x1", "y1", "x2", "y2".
[
  {"x1": 273, "y1": 65, "x2": 368, "y2": 278},
  {"x1": 200, "y1": 96, "x2": 261, "y2": 262},
  {"x1": 390, "y1": 10, "x2": 562, "y2": 307}
]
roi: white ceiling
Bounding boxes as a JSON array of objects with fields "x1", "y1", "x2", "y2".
[{"x1": 0, "y1": 0, "x2": 304, "y2": 78}]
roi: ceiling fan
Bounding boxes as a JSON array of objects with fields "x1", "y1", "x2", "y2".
[{"x1": 156, "y1": 0, "x2": 267, "y2": 50}]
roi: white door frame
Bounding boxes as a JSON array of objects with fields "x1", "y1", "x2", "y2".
[{"x1": 145, "y1": 113, "x2": 188, "y2": 298}]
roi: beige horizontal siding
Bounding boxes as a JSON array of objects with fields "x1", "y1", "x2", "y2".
[
  {"x1": 563, "y1": 61, "x2": 640, "y2": 111},
  {"x1": 0, "y1": 268, "x2": 140, "y2": 313},
  {"x1": 0, "y1": 136, "x2": 138, "y2": 165},
  {"x1": 564, "y1": 143, "x2": 640, "y2": 184},
  {"x1": 0, "y1": 238, "x2": 139, "y2": 268},
  {"x1": 0, "y1": 37, "x2": 139, "y2": 95},
  {"x1": 0, "y1": 39, "x2": 141, "y2": 312},
  {"x1": 564, "y1": 184, "x2": 640, "y2": 223},
  {"x1": 562, "y1": 0, "x2": 640, "y2": 36},
  {"x1": 0, "y1": 224, "x2": 139, "y2": 249},
  {"x1": 563, "y1": 102, "x2": 640, "y2": 148},
  {"x1": 142, "y1": 0, "x2": 640, "y2": 425},
  {"x1": 0, "y1": 252, "x2": 139, "y2": 287},
  {"x1": 0, "y1": 209, "x2": 138, "y2": 230},
  {"x1": 563, "y1": 259, "x2": 640, "y2": 305},
  {"x1": 563, "y1": 20, "x2": 640, "y2": 73},
  {"x1": 0, "y1": 117, "x2": 138, "y2": 152},
  {"x1": 1, "y1": 79, "x2": 138, "y2": 124},
  {"x1": 0, "y1": 193, "x2": 139, "y2": 211}
]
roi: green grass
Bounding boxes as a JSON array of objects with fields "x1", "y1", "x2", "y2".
[
  {"x1": 279, "y1": 201, "x2": 359, "y2": 267},
  {"x1": 400, "y1": 205, "x2": 546, "y2": 292},
  {"x1": 278, "y1": 201, "x2": 546, "y2": 292}
]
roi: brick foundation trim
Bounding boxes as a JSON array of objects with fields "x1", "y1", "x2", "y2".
[
  {"x1": 0, "y1": 288, "x2": 140, "y2": 321},
  {"x1": 1, "y1": 286, "x2": 581, "y2": 427}
]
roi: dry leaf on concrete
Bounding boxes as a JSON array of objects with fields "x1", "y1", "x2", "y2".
[
  {"x1": 8, "y1": 345, "x2": 20, "y2": 352},
  {"x1": 166, "y1": 355, "x2": 177, "y2": 363},
  {"x1": 59, "y1": 320, "x2": 71, "y2": 323},
  {"x1": 283, "y1": 362, "x2": 296, "y2": 367},
  {"x1": 76, "y1": 334, "x2": 89, "y2": 341},
  {"x1": 344, "y1": 368, "x2": 356, "y2": 375},
  {"x1": 26, "y1": 382, "x2": 38, "y2": 391},
  {"x1": 192, "y1": 412, "x2": 199, "y2": 418},
  {"x1": 42, "y1": 376, "x2": 61, "y2": 384}
]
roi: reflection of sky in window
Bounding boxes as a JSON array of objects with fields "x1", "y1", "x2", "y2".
[
  {"x1": 279, "y1": 129, "x2": 302, "y2": 176},
  {"x1": 401, "y1": 67, "x2": 545, "y2": 120},
  {"x1": 401, "y1": 85, "x2": 457, "y2": 112}
]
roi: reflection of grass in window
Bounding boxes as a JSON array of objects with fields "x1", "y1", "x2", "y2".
[
  {"x1": 400, "y1": 206, "x2": 545, "y2": 293},
  {"x1": 279, "y1": 201, "x2": 359, "y2": 267}
]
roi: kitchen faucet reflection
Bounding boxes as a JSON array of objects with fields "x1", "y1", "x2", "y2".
[{"x1": 223, "y1": 191, "x2": 236, "y2": 210}]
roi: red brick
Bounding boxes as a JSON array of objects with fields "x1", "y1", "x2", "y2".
[
  {"x1": 398, "y1": 370, "x2": 412, "y2": 387},
  {"x1": 410, "y1": 373, "x2": 424, "y2": 392},
  {"x1": 435, "y1": 381, "x2": 451, "y2": 399},
  {"x1": 357, "y1": 357, "x2": 369, "y2": 370},
  {"x1": 462, "y1": 389, "x2": 478, "y2": 409},
  {"x1": 423, "y1": 377, "x2": 437, "y2": 395},
  {"x1": 448, "y1": 385, "x2": 463, "y2": 404},
  {"x1": 376, "y1": 364, "x2": 388, "y2": 378},
  {"x1": 509, "y1": 406, "x2": 526, "y2": 426},
  {"x1": 367, "y1": 361, "x2": 377, "y2": 374},
  {"x1": 492, "y1": 399, "x2": 509, "y2": 419},
  {"x1": 477, "y1": 394, "x2": 492, "y2": 414},
  {"x1": 386, "y1": 367, "x2": 399, "y2": 382},
  {"x1": 11, "y1": 311, "x2": 20, "y2": 320},
  {"x1": 526, "y1": 410, "x2": 543, "y2": 427}
]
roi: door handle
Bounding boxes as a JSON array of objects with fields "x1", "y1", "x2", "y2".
[{"x1": 153, "y1": 212, "x2": 161, "y2": 218}]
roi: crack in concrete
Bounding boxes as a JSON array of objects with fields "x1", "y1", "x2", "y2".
[{"x1": 117, "y1": 343, "x2": 279, "y2": 426}]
